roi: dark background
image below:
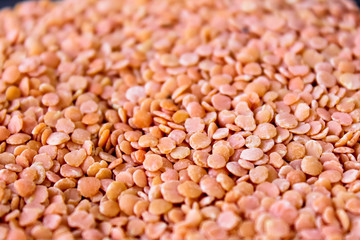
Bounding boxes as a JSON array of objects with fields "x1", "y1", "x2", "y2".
[
  {"x1": 0, "y1": 0, "x2": 22, "y2": 7},
  {"x1": 0, "y1": 0, "x2": 23, "y2": 7}
]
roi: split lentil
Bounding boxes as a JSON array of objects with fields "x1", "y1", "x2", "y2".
[{"x1": 0, "y1": 0, "x2": 359, "y2": 239}]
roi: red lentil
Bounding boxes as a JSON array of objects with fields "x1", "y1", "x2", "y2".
[
  {"x1": 14, "y1": 179, "x2": 36, "y2": 197},
  {"x1": 249, "y1": 166, "x2": 269, "y2": 184},
  {"x1": 240, "y1": 148, "x2": 264, "y2": 161},
  {"x1": 177, "y1": 180, "x2": 202, "y2": 198},
  {"x1": 301, "y1": 156, "x2": 323, "y2": 176},
  {"x1": 0, "y1": 0, "x2": 358, "y2": 239},
  {"x1": 143, "y1": 154, "x2": 163, "y2": 172},
  {"x1": 189, "y1": 132, "x2": 211, "y2": 150},
  {"x1": 77, "y1": 177, "x2": 101, "y2": 198}
]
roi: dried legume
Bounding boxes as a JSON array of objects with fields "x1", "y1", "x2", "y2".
[{"x1": 0, "y1": 0, "x2": 358, "y2": 239}]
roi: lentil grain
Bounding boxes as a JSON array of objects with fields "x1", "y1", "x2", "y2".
[{"x1": 0, "y1": 0, "x2": 358, "y2": 239}]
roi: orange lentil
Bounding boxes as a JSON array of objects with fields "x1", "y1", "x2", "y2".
[
  {"x1": 77, "y1": 177, "x2": 101, "y2": 198},
  {"x1": 64, "y1": 149, "x2": 87, "y2": 167},
  {"x1": 161, "y1": 181, "x2": 184, "y2": 203},
  {"x1": 172, "y1": 110, "x2": 189, "y2": 124},
  {"x1": 189, "y1": 132, "x2": 211, "y2": 150},
  {"x1": 149, "y1": 199, "x2": 172, "y2": 215},
  {"x1": 133, "y1": 109, "x2": 152, "y2": 129},
  {"x1": 138, "y1": 134, "x2": 158, "y2": 148},
  {"x1": 207, "y1": 154, "x2": 226, "y2": 169},
  {"x1": 301, "y1": 156, "x2": 323, "y2": 176},
  {"x1": 157, "y1": 137, "x2": 176, "y2": 154},
  {"x1": 177, "y1": 180, "x2": 202, "y2": 198},
  {"x1": 13, "y1": 179, "x2": 36, "y2": 197},
  {"x1": 106, "y1": 181, "x2": 126, "y2": 200},
  {"x1": 265, "y1": 218, "x2": 290, "y2": 238},
  {"x1": 0, "y1": 126, "x2": 10, "y2": 141},
  {"x1": 6, "y1": 86, "x2": 21, "y2": 101},
  {"x1": 240, "y1": 148, "x2": 264, "y2": 161},
  {"x1": 286, "y1": 142, "x2": 305, "y2": 161},
  {"x1": 127, "y1": 218, "x2": 146, "y2": 236},
  {"x1": 100, "y1": 200, "x2": 120, "y2": 217},
  {"x1": 0, "y1": 0, "x2": 359, "y2": 239},
  {"x1": 249, "y1": 166, "x2": 269, "y2": 184},
  {"x1": 254, "y1": 123, "x2": 277, "y2": 140},
  {"x1": 3, "y1": 65, "x2": 21, "y2": 84},
  {"x1": 143, "y1": 154, "x2": 163, "y2": 172},
  {"x1": 170, "y1": 146, "x2": 190, "y2": 159}
]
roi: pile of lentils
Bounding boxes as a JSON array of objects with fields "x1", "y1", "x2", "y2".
[{"x1": 1, "y1": 0, "x2": 360, "y2": 239}]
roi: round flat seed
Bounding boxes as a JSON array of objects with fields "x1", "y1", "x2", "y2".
[
  {"x1": 207, "y1": 154, "x2": 226, "y2": 169},
  {"x1": 161, "y1": 181, "x2": 184, "y2": 203},
  {"x1": 149, "y1": 199, "x2": 172, "y2": 215},
  {"x1": 77, "y1": 177, "x2": 100, "y2": 198},
  {"x1": 64, "y1": 149, "x2": 87, "y2": 167},
  {"x1": 189, "y1": 132, "x2": 211, "y2": 150},
  {"x1": 275, "y1": 113, "x2": 298, "y2": 129},
  {"x1": 1, "y1": 0, "x2": 360, "y2": 238},
  {"x1": 338, "y1": 73, "x2": 360, "y2": 90},
  {"x1": 249, "y1": 166, "x2": 269, "y2": 184},
  {"x1": 133, "y1": 109, "x2": 152, "y2": 128},
  {"x1": 240, "y1": 148, "x2": 264, "y2": 161},
  {"x1": 301, "y1": 156, "x2": 323, "y2": 176},
  {"x1": 342, "y1": 169, "x2": 360, "y2": 184},
  {"x1": 170, "y1": 147, "x2": 190, "y2": 160},
  {"x1": 46, "y1": 132, "x2": 70, "y2": 145},
  {"x1": 316, "y1": 71, "x2": 336, "y2": 88},
  {"x1": 143, "y1": 154, "x2": 163, "y2": 172},
  {"x1": 177, "y1": 181, "x2": 202, "y2": 198},
  {"x1": 254, "y1": 123, "x2": 277, "y2": 140},
  {"x1": 179, "y1": 53, "x2": 199, "y2": 66}
]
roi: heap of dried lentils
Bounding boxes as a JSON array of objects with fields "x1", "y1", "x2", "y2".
[{"x1": 2, "y1": 0, "x2": 360, "y2": 239}]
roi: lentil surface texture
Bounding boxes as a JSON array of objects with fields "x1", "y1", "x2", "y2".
[{"x1": 0, "y1": 0, "x2": 360, "y2": 239}]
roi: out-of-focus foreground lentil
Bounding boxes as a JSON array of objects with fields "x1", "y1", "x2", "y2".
[{"x1": 1, "y1": 0, "x2": 360, "y2": 239}]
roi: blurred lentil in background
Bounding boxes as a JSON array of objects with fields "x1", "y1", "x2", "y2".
[{"x1": 1, "y1": 0, "x2": 360, "y2": 239}]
